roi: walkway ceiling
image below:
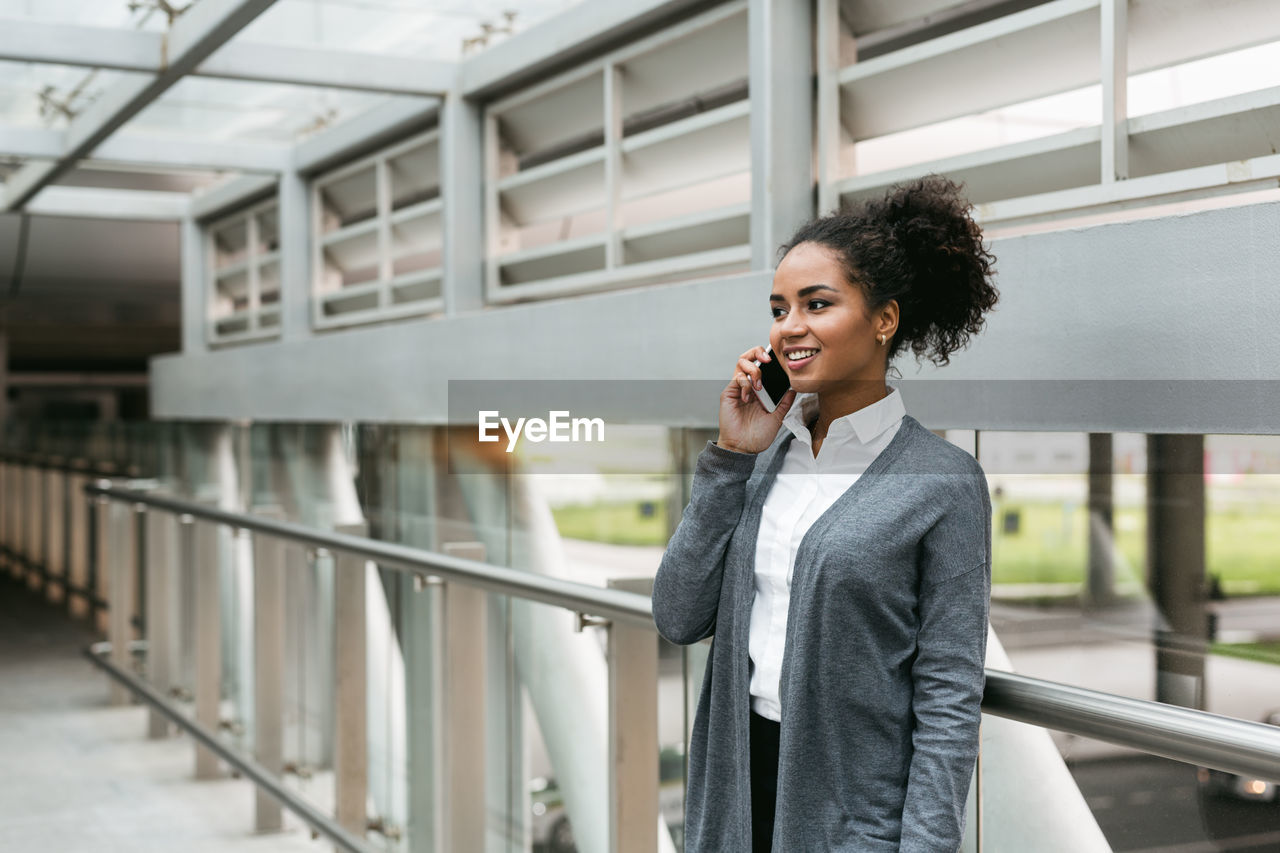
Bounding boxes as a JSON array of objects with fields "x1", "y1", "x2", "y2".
[{"x1": 0, "y1": 0, "x2": 585, "y2": 371}]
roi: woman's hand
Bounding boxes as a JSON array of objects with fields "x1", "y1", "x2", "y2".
[{"x1": 716, "y1": 346, "x2": 798, "y2": 454}]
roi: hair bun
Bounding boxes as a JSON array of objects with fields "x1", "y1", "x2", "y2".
[
  {"x1": 778, "y1": 174, "x2": 999, "y2": 370},
  {"x1": 867, "y1": 175, "x2": 997, "y2": 367}
]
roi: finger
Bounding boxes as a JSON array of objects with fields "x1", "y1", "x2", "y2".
[
  {"x1": 772, "y1": 388, "x2": 796, "y2": 417},
  {"x1": 737, "y1": 358, "x2": 762, "y2": 389}
]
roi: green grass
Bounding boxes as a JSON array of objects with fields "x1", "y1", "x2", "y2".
[
  {"x1": 989, "y1": 502, "x2": 1144, "y2": 585},
  {"x1": 991, "y1": 501, "x2": 1280, "y2": 595},
  {"x1": 1209, "y1": 641, "x2": 1280, "y2": 665},
  {"x1": 551, "y1": 498, "x2": 1280, "y2": 596},
  {"x1": 550, "y1": 500, "x2": 669, "y2": 547}
]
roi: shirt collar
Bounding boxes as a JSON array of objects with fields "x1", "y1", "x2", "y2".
[{"x1": 783, "y1": 384, "x2": 906, "y2": 446}]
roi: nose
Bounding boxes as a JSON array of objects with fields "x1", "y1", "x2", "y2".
[{"x1": 777, "y1": 306, "x2": 808, "y2": 341}]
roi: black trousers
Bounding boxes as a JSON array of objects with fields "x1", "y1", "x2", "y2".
[{"x1": 750, "y1": 710, "x2": 781, "y2": 853}]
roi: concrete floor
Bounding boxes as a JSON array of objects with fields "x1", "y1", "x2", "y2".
[{"x1": 0, "y1": 574, "x2": 321, "y2": 853}]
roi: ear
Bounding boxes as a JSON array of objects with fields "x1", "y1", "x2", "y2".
[{"x1": 879, "y1": 299, "x2": 900, "y2": 339}]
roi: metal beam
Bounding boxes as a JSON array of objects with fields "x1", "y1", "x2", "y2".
[
  {"x1": 198, "y1": 41, "x2": 454, "y2": 95},
  {"x1": 440, "y1": 93, "x2": 484, "y2": 315},
  {"x1": 0, "y1": 17, "x2": 451, "y2": 95},
  {"x1": 92, "y1": 134, "x2": 289, "y2": 173},
  {"x1": 1101, "y1": 0, "x2": 1129, "y2": 181},
  {"x1": 292, "y1": 97, "x2": 439, "y2": 175},
  {"x1": 0, "y1": 125, "x2": 287, "y2": 172},
  {"x1": 25, "y1": 187, "x2": 189, "y2": 221},
  {"x1": 1, "y1": 0, "x2": 279, "y2": 212},
  {"x1": 189, "y1": 174, "x2": 277, "y2": 222},
  {"x1": 0, "y1": 18, "x2": 156, "y2": 72},
  {"x1": 459, "y1": 0, "x2": 716, "y2": 99}
]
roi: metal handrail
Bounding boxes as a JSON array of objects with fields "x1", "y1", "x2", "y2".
[
  {"x1": 85, "y1": 482, "x2": 654, "y2": 628},
  {"x1": 83, "y1": 641, "x2": 375, "y2": 853},
  {"x1": 86, "y1": 482, "x2": 1280, "y2": 786},
  {"x1": 984, "y1": 670, "x2": 1280, "y2": 782}
]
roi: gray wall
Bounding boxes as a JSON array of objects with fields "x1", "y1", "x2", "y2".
[{"x1": 151, "y1": 200, "x2": 1280, "y2": 433}]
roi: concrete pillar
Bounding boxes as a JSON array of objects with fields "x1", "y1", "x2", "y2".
[
  {"x1": 1145, "y1": 434, "x2": 1207, "y2": 709},
  {"x1": 441, "y1": 92, "x2": 485, "y2": 315},
  {"x1": 278, "y1": 162, "x2": 311, "y2": 343},
  {"x1": 749, "y1": 0, "x2": 814, "y2": 269},
  {"x1": 1085, "y1": 433, "x2": 1115, "y2": 609},
  {"x1": 180, "y1": 217, "x2": 208, "y2": 355}
]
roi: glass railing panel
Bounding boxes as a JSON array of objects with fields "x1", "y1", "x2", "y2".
[
  {"x1": 11, "y1": 417, "x2": 1280, "y2": 853},
  {"x1": 976, "y1": 429, "x2": 1280, "y2": 725},
  {"x1": 979, "y1": 728, "x2": 1280, "y2": 853}
]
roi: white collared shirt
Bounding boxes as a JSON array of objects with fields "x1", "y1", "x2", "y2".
[{"x1": 748, "y1": 384, "x2": 907, "y2": 721}]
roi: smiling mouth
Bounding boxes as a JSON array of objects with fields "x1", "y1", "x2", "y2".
[{"x1": 785, "y1": 349, "x2": 818, "y2": 368}]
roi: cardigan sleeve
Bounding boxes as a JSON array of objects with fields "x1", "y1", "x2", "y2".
[
  {"x1": 898, "y1": 470, "x2": 992, "y2": 853},
  {"x1": 651, "y1": 439, "x2": 758, "y2": 645}
]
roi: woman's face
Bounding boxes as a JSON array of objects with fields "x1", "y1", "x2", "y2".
[{"x1": 768, "y1": 241, "x2": 893, "y2": 395}]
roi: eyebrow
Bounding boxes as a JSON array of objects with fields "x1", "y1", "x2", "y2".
[{"x1": 770, "y1": 284, "x2": 840, "y2": 301}]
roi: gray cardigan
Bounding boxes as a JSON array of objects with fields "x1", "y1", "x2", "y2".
[{"x1": 652, "y1": 413, "x2": 991, "y2": 852}]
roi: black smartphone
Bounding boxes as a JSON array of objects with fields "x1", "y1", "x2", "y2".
[{"x1": 752, "y1": 345, "x2": 792, "y2": 412}]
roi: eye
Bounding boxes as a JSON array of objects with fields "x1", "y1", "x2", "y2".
[
  {"x1": 770, "y1": 306, "x2": 785, "y2": 318},
  {"x1": 808, "y1": 299, "x2": 830, "y2": 310}
]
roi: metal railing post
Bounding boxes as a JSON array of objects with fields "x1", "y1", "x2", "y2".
[
  {"x1": 92, "y1": 484, "x2": 112, "y2": 634},
  {"x1": 0, "y1": 460, "x2": 10, "y2": 578},
  {"x1": 440, "y1": 541, "x2": 487, "y2": 853},
  {"x1": 18, "y1": 462, "x2": 30, "y2": 583},
  {"x1": 31, "y1": 462, "x2": 46, "y2": 593},
  {"x1": 107, "y1": 497, "x2": 138, "y2": 706},
  {"x1": 334, "y1": 522, "x2": 369, "y2": 845},
  {"x1": 6, "y1": 459, "x2": 15, "y2": 581},
  {"x1": 67, "y1": 468, "x2": 89, "y2": 618},
  {"x1": 145, "y1": 499, "x2": 178, "y2": 739},
  {"x1": 5, "y1": 459, "x2": 14, "y2": 580},
  {"x1": 607, "y1": 617, "x2": 659, "y2": 853},
  {"x1": 252, "y1": 507, "x2": 286, "y2": 833},
  {"x1": 194, "y1": 514, "x2": 223, "y2": 779},
  {"x1": 45, "y1": 462, "x2": 64, "y2": 604},
  {"x1": 20, "y1": 461, "x2": 34, "y2": 589}
]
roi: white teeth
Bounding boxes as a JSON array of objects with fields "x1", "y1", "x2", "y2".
[{"x1": 787, "y1": 349, "x2": 818, "y2": 360}]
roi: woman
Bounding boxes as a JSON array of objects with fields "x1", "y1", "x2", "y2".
[{"x1": 652, "y1": 175, "x2": 999, "y2": 852}]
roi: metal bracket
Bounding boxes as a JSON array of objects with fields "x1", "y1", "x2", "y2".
[
  {"x1": 283, "y1": 761, "x2": 315, "y2": 781},
  {"x1": 367, "y1": 816, "x2": 403, "y2": 841},
  {"x1": 575, "y1": 612, "x2": 610, "y2": 632},
  {"x1": 218, "y1": 717, "x2": 246, "y2": 737},
  {"x1": 413, "y1": 572, "x2": 443, "y2": 592}
]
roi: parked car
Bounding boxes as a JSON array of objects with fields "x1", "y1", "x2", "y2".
[{"x1": 1197, "y1": 710, "x2": 1280, "y2": 803}]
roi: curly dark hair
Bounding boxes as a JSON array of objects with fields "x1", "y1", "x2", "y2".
[{"x1": 778, "y1": 175, "x2": 998, "y2": 376}]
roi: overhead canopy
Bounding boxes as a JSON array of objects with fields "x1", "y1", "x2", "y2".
[
  {"x1": 0, "y1": 0, "x2": 587, "y2": 207},
  {"x1": 0, "y1": 0, "x2": 585, "y2": 373}
]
